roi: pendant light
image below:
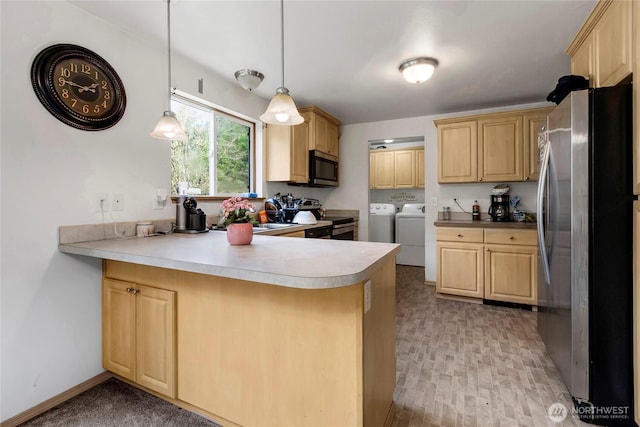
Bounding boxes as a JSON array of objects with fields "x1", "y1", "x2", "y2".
[
  {"x1": 260, "y1": 0, "x2": 304, "y2": 126},
  {"x1": 150, "y1": 0, "x2": 187, "y2": 140}
]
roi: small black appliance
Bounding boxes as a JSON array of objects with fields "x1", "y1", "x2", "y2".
[
  {"x1": 488, "y1": 195, "x2": 510, "y2": 222},
  {"x1": 175, "y1": 195, "x2": 208, "y2": 233}
]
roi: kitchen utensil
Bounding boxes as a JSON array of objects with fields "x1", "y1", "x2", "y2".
[
  {"x1": 292, "y1": 211, "x2": 317, "y2": 224},
  {"x1": 492, "y1": 184, "x2": 510, "y2": 195}
]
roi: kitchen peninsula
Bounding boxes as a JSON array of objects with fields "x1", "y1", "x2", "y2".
[{"x1": 59, "y1": 230, "x2": 400, "y2": 427}]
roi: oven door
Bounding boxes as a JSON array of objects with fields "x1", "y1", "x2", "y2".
[{"x1": 331, "y1": 223, "x2": 355, "y2": 240}]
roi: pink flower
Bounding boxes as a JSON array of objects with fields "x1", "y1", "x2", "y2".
[{"x1": 221, "y1": 197, "x2": 257, "y2": 226}]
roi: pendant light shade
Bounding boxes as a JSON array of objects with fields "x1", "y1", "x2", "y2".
[
  {"x1": 260, "y1": 0, "x2": 304, "y2": 126},
  {"x1": 399, "y1": 57, "x2": 439, "y2": 84},
  {"x1": 150, "y1": 111, "x2": 188, "y2": 140},
  {"x1": 150, "y1": 0, "x2": 187, "y2": 140},
  {"x1": 260, "y1": 87, "x2": 304, "y2": 125}
]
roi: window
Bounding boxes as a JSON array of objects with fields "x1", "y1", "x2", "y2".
[{"x1": 170, "y1": 95, "x2": 255, "y2": 196}]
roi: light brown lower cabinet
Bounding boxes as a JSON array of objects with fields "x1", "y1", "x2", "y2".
[
  {"x1": 102, "y1": 278, "x2": 176, "y2": 398},
  {"x1": 101, "y1": 258, "x2": 395, "y2": 427},
  {"x1": 436, "y1": 227, "x2": 537, "y2": 305}
]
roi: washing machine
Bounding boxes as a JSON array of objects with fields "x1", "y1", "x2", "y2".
[
  {"x1": 369, "y1": 203, "x2": 396, "y2": 243},
  {"x1": 395, "y1": 203, "x2": 425, "y2": 266}
]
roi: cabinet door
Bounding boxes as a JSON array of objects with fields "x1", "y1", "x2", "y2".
[
  {"x1": 370, "y1": 151, "x2": 395, "y2": 189},
  {"x1": 312, "y1": 114, "x2": 329, "y2": 153},
  {"x1": 265, "y1": 124, "x2": 292, "y2": 182},
  {"x1": 290, "y1": 121, "x2": 309, "y2": 183},
  {"x1": 484, "y1": 244, "x2": 537, "y2": 305},
  {"x1": 593, "y1": 0, "x2": 632, "y2": 87},
  {"x1": 103, "y1": 278, "x2": 136, "y2": 381},
  {"x1": 437, "y1": 121, "x2": 477, "y2": 183},
  {"x1": 136, "y1": 285, "x2": 176, "y2": 397},
  {"x1": 416, "y1": 149, "x2": 425, "y2": 188},
  {"x1": 571, "y1": 35, "x2": 594, "y2": 85},
  {"x1": 327, "y1": 123, "x2": 339, "y2": 157},
  {"x1": 394, "y1": 150, "x2": 416, "y2": 188},
  {"x1": 523, "y1": 109, "x2": 553, "y2": 181},
  {"x1": 436, "y1": 242, "x2": 484, "y2": 298},
  {"x1": 478, "y1": 114, "x2": 523, "y2": 182}
]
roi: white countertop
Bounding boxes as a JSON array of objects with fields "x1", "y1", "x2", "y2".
[{"x1": 58, "y1": 231, "x2": 400, "y2": 289}]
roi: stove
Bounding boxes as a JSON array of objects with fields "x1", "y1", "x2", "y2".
[{"x1": 323, "y1": 216, "x2": 356, "y2": 240}]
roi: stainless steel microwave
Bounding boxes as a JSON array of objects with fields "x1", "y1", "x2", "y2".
[{"x1": 309, "y1": 150, "x2": 338, "y2": 187}]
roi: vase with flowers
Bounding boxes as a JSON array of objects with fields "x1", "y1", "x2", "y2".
[{"x1": 221, "y1": 196, "x2": 258, "y2": 245}]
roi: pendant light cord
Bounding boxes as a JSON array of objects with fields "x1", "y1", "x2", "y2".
[
  {"x1": 280, "y1": 0, "x2": 285, "y2": 89},
  {"x1": 167, "y1": 0, "x2": 172, "y2": 109}
]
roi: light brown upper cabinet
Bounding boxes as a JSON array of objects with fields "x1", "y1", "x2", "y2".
[
  {"x1": 416, "y1": 148, "x2": 425, "y2": 188},
  {"x1": 478, "y1": 114, "x2": 523, "y2": 182},
  {"x1": 435, "y1": 107, "x2": 553, "y2": 184},
  {"x1": 568, "y1": 0, "x2": 632, "y2": 87},
  {"x1": 370, "y1": 147, "x2": 424, "y2": 189},
  {"x1": 299, "y1": 106, "x2": 341, "y2": 158},
  {"x1": 437, "y1": 121, "x2": 478, "y2": 183},
  {"x1": 265, "y1": 121, "x2": 309, "y2": 184},
  {"x1": 567, "y1": 0, "x2": 637, "y2": 194}
]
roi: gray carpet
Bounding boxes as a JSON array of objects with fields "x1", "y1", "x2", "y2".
[{"x1": 19, "y1": 378, "x2": 220, "y2": 427}]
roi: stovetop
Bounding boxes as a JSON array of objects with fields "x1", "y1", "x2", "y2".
[{"x1": 323, "y1": 216, "x2": 355, "y2": 225}]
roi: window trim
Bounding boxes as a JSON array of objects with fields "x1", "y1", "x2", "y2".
[{"x1": 171, "y1": 90, "x2": 258, "y2": 197}]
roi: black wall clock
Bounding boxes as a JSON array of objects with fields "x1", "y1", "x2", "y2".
[{"x1": 31, "y1": 44, "x2": 127, "y2": 131}]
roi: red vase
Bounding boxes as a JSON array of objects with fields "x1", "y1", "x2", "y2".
[{"x1": 226, "y1": 223, "x2": 253, "y2": 245}]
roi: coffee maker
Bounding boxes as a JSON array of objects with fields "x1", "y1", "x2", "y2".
[
  {"x1": 488, "y1": 194, "x2": 510, "y2": 222},
  {"x1": 175, "y1": 195, "x2": 208, "y2": 233}
]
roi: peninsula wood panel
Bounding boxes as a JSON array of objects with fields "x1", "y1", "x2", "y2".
[{"x1": 177, "y1": 267, "x2": 395, "y2": 427}]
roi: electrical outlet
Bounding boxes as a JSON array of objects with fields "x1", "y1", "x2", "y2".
[
  {"x1": 153, "y1": 189, "x2": 168, "y2": 210},
  {"x1": 94, "y1": 193, "x2": 110, "y2": 213},
  {"x1": 112, "y1": 193, "x2": 124, "y2": 211}
]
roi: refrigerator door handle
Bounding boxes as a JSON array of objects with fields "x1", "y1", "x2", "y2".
[{"x1": 537, "y1": 139, "x2": 551, "y2": 285}]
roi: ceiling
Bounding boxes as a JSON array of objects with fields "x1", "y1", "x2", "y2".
[{"x1": 70, "y1": 0, "x2": 597, "y2": 125}]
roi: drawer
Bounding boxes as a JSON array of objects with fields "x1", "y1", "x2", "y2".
[
  {"x1": 436, "y1": 227, "x2": 484, "y2": 243},
  {"x1": 484, "y1": 229, "x2": 537, "y2": 246}
]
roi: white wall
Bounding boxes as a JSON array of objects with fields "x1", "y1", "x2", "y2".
[
  {"x1": 339, "y1": 101, "x2": 550, "y2": 282},
  {"x1": 0, "y1": 1, "x2": 267, "y2": 421}
]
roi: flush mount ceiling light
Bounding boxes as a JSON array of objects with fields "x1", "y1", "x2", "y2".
[
  {"x1": 260, "y1": 0, "x2": 304, "y2": 126},
  {"x1": 235, "y1": 69, "x2": 264, "y2": 91},
  {"x1": 399, "y1": 57, "x2": 439, "y2": 84},
  {"x1": 150, "y1": 0, "x2": 187, "y2": 141}
]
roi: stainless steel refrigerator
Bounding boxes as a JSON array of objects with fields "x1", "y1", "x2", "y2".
[{"x1": 537, "y1": 85, "x2": 635, "y2": 426}]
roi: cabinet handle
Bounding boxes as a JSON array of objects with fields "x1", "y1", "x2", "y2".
[
  {"x1": 524, "y1": 176, "x2": 530, "y2": 181},
  {"x1": 509, "y1": 235, "x2": 514, "y2": 240},
  {"x1": 478, "y1": 177, "x2": 483, "y2": 181},
  {"x1": 485, "y1": 248, "x2": 490, "y2": 252},
  {"x1": 457, "y1": 234, "x2": 463, "y2": 237},
  {"x1": 132, "y1": 288, "x2": 140, "y2": 295},
  {"x1": 126, "y1": 287, "x2": 133, "y2": 293}
]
